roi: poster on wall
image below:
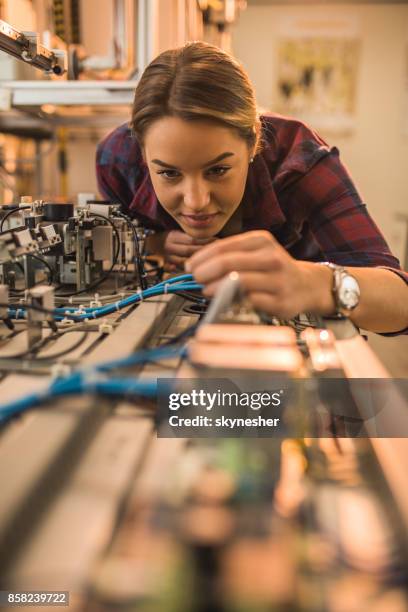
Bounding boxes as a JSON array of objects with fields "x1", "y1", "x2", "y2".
[
  {"x1": 276, "y1": 38, "x2": 360, "y2": 133},
  {"x1": 274, "y1": 16, "x2": 360, "y2": 134}
]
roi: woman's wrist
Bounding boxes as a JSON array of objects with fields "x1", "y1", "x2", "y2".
[{"x1": 298, "y1": 261, "x2": 336, "y2": 315}]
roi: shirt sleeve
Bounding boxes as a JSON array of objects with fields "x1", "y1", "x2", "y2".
[
  {"x1": 96, "y1": 124, "x2": 145, "y2": 212},
  {"x1": 287, "y1": 148, "x2": 408, "y2": 335}
]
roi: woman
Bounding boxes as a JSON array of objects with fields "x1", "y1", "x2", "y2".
[{"x1": 97, "y1": 42, "x2": 408, "y2": 335}]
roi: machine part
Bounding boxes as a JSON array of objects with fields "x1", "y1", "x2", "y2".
[
  {"x1": 196, "y1": 323, "x2": 297, "y2": 346},
  {"x1": 0, "y1": 205, "x2": 31, "y2": 232},
  {"x1": 1, "y1": 195, "x2": 151, "y2": 295},
  {"x1": 89, "y1": 203, "x2": 120, "y2": 219},
  {"x1": 0, "y1": 285, "x2": 9, "y2": 320},
  {"x1": 0, "y1": 19, "x2": 66, "y2": 75},
  {"x1": 200, "y1": 271, "x2": 261, "y2": 325},
  {"x1": 301, "y1": 328, "x2": 343, "y2": 373},
  {"x1": 77, "y1": 193, "x2": 96, "y2": 208},
  {"x1": 22, "y1": 253, "x2": 36, "y2": 288},
  {"x1": 43, "y1": 202, "x2": 74, "y2": 222},
  {"x1": 0, "y1": 284, "x2": 13, "y2": 330},
  {"x1": 0, "y1": 232, "x2": 16, "y2": 265},
  {"x1": 188, "y1": 337, "x2": 303, "y2": 372},
  {"x1": 27, "y1": 285, "x2": 55, "y2": 349},
  {"x1": 39, "y1": 224, "x2": 61, "y2": 246},
  {"x1": 91, "y1": 225, "x2": 114, "y2": 262}
]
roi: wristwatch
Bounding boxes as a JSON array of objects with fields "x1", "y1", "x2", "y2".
[{"x1": 320, "y1": 262, "x2": 360, "y2": 317}]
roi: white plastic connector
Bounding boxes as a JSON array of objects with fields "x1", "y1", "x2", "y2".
[
  {"x1": 90, "y1": 293, "x2": 102, "y2": 308},
  {"x1": 50, "y1": 362, "x2": 71, "y2": 380},
  {"x1": 60, "y1": 317, "x2": 75, "y2": 327},
  {"x1": 98, "y1": 319, "x2": 114, "y2": 334}
]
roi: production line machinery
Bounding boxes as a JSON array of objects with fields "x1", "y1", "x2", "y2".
[
  {"x1": 0, "y1": 199, "x2": 407, "y2": 612},
  {"x1": 0, "y1": 196, "x2": 153, "y2": 296}
]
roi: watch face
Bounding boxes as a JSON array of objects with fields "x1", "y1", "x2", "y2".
[{"x1": 339, "y1": 275, "x2": 360, "y2": 309}]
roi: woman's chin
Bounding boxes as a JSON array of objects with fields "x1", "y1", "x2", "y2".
[{"x1": 179, "y1": 220, "x2": 223, "y2": 240}]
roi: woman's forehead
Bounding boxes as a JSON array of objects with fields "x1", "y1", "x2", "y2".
[{"x1": 144, "y1": 116, "x2": 248, "y2": 165}]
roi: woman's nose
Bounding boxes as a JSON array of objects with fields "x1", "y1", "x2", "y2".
[{"x1": 183, "y1": 179, "x2": 210, "y2": 211}]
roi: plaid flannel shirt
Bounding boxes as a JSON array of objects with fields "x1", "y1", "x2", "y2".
[{"x1": 96, "y1": 113, "x2": 408, "y2": 335}]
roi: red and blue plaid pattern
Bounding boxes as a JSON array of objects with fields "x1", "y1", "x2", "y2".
[{"x1": 96, "y1": 113, "x2": 407, "y2": 334}]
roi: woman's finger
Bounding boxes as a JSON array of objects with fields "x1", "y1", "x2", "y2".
[
  {"x1": 186, "y1": 231, "x2": 277, "y2": 270},
  {"x1": 188, "y1": 247, "x2": 282, "y2": 284},
  {"x1": 167, "y1": 254, "x2": 186, "y2": 266},
  {"x1": 201, "y1": 271, "x2": 282, "y2": 297},
  {"x1": 247, "y1": 291, "x2": 296, "y2": 318}
]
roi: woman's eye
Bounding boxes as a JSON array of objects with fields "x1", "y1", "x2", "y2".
[
  {"x1": 157, "y1": 170, "x2": 181, "y2": 180},
  {"x1": 206, "y1": 166, "x2": 230, "y2": 177}
]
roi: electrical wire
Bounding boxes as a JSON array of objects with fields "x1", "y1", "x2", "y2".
[
  {"x1": 0, "y1": 376, "x2": 168, "y2": 423},
  {"x1": 159, "y1": 321, "x2": 199, "y2": 346},
  {"x1": 0, "y1": 206, "x2": 31, "y2": 232},
  {"x1": 8, "y1": 256, "x2": 54, "y2": 295},
  {"x1": 0, "y1": 343, "x2": 181, "y2": 421},
  {"x1": 0, "y1": 327, "x2": 87, "y2": 360},
  {"x1": 2, "y1": 334, "x2": 53, "y2": 360},
  {"x1": 113, "y1": 211, "x2": 147, "y2": 290},
  {"x1": 1, "y1": 302, "x2": 83, "y2": 323},
  {"x1": 28, "y1": 254, "x2": 55, "y2": 284},
  {"x1": 5, "y1": 275, "x2": 202, "y2": 323},
  {"x1": 174, "y1": 290, "x2": 208, "y2": 304},
  {"x1": 0, "y1": 292, "x2": 197, "y2": 421},
  {"x1": 30, "y1": 331, "x2": 89, "y2": 361}
]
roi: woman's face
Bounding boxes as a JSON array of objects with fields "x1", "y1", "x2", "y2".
[{"x1": 143, "y1": 116, "x2": 252, "y2": 238}]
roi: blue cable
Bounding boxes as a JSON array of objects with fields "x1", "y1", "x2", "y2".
[
  {"x1": 0, "y1": 343, "x2": 183, "y2": 421},
  {"x1": 53, "y1": 273, "x2": 196, "y2": 314},
  {"x1": 0, "y1": 376, "x2": 168, "y2": 423},
  {"x1": 0, "y1": 273, "x2": 197, "y2": 421},
  {"x1": 9, "y1": 277, "x2": 202, "y2": 322}
]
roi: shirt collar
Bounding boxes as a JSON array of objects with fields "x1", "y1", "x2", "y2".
[{"x1": 242, "y1": 154, "x2": 286, "y2": 230}]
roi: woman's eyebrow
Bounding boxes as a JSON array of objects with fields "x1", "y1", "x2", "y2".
[{"x1": 151, "y1": 152, "x2": 235, "y2": 170}]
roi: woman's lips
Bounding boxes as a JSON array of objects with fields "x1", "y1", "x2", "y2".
[{"x1": 180, "y1": 213, "x2": 220, "y2": 228}]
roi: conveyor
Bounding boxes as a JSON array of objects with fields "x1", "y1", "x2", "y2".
[{"x1": 0, "y1": 291, "x2": 407, "y2": 612}]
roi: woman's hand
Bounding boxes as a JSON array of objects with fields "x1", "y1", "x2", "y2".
[
  {"x1": 163, "y1": 230, "x2": 216, "y2": 270},
  {"x1": 185, "y1": 230, "x2": 334, "y2": 318}
]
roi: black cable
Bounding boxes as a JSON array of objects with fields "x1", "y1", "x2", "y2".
[
  {"x1": 160, "y1": 321, "x2": 199, "y2": 346},
  {"x1": 0, "y1": 328, "x2": 24, "y2": 343},
  {"x1": 183, "y1": 304, "x2": 208, "y2": 316},
  {"x1": 8, "y1": 257, "x2": 53, "y2": 294},
  {"x1": 55, "y1": 213, "x2": 121, "y2": 297},
  {"x1": 0, "y1": 328, "x2": 89, "y2": 361},
  {"x1": 174, "y1": 290, "x2": 207, "y2": 305},
  {"x1": 28, "y1": 254, "x2": 55, "y2": 284},
  {"x1": 1, "y1": 331, "x2": 59, "y2": 359},
  {"x1": 114, "y1": 211, "x2": 147, "y2": 290},
  {"x1": 144, "y1": 257, "x2": 164, "y2": 285},
  {"x1": 0, "y1": 206, "x2": 31, "y2": 232},
  {"x1": 32, "y1": 331, "x2": 89, "y2": 361}
]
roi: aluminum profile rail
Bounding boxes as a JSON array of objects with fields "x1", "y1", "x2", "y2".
[{"x1": 0, "y1": 19, "x2": 66, "y2": 75}]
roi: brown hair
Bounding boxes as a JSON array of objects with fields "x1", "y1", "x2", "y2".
[{"x1": 130, "y1": 41, "x2": 261, "y2": 154}]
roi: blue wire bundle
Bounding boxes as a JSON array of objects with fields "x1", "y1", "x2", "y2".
[
  {"x1": 0, "y1": 274, "x2": 198, "y2": 422},
  {"x1": 0, "y1": 344, "x2": 181, "y2": 422},
  {"x1": 9, "y1": 274, "x2": 201, "y2": 322}
]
